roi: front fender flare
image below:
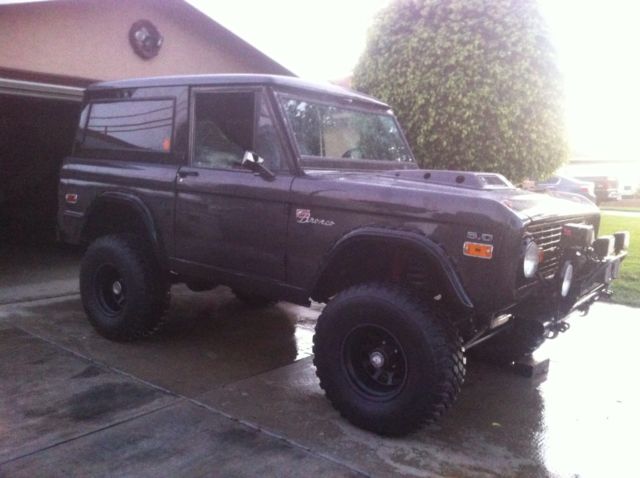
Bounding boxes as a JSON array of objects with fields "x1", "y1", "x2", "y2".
[{"x1": 312, "y1": 226, "x2": 474, "y2": 310}]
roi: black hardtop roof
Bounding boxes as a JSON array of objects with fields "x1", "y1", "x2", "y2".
[{"x1": 88, "y1": 74, "x2": 389, "y2": 108}]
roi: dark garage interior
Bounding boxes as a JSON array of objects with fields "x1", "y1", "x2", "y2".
[
  {"x1": 0, "y1": 95, "x2": 79, "y2": 245},
  {"x1": 0, "y1": 93, "x2": 82, "y2": 304}
]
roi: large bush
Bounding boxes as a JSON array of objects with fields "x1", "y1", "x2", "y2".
[{"x1": 353, "y1": 0, "x2": 567, "y2": 181}]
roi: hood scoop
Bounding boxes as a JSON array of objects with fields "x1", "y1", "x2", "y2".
[{"x1": 394, "y1": 170, "x2": 515, "y2": 190}]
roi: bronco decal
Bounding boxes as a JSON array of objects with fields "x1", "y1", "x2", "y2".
[{"x1": 296, "y1": 209, "x2": 335, "y2": 227}]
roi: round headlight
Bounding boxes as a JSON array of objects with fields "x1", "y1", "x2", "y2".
[
  {"x1": 523, "y1": 241, "x2": 541, "y2": 278},
  {"x1": 560, "y1": 262, "x2": 574, "y2": 297}
]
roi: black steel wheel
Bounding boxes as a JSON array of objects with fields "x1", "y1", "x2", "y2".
[
  {"x1": 80, "y1": 234, "x2": 170, "y2": 341},
  {"x1": 342, "y1": 324, "x2": 407, "y2": 400},
  {"x1": 313, "y1": 282, "x2": 465, "y2": 436},
  {"x1": 94, "y1": 263, "x2": 126, "y2": 316}
]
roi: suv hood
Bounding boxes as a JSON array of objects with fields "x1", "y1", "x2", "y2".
[{"x1": 305, "y1": 169, "x2": 600, "y2": 223}]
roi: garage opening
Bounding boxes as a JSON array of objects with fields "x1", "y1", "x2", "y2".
[
  {"x1": 0, "y1": 83, "x2": 83, "y2": 304},
  {"x1": 0, "y1": 94, "x2": 80, "y2": 245}
]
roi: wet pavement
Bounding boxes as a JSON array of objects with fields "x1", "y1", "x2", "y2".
[
  {"x1": 0, "y1": 247, "x2": 638, "y2": 477},
  {"x1": 0, "y1": 244, "x2": 80, "y2": 304}
]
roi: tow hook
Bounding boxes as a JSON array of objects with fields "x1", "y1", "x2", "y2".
[
  {"x1": 546, "y1": 321, "x2": 570, "y2": 339},
  {"x1": 601, "y1": 289, "x2": 614, "y2": 301}
]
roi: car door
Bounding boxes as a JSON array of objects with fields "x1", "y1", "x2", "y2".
[{"x1": 174, "y1": 87, "x2": 292, "y2": 281}]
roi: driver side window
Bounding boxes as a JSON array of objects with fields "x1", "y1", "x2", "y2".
[
  {"x1": 193, "y1": 92, "x2": 253, "y2": 170},
  {"x1": 192, "y1": 91, "x2": 287, "y2": 171}
]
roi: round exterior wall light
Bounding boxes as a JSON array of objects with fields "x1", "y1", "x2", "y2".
[{"x1": 129, "y1": 20, "x2": 163, "y2": 59}]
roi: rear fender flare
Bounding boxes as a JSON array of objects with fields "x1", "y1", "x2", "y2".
[{"x1": 82, "y1": 192, "x2": 166, "y2": 269}]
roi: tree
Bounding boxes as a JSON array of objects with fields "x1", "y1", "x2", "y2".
[{"x1": 353, "y1": 0, "x2": 567, "y2": 181}]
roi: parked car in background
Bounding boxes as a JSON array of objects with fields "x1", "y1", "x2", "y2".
[
  {"x1": 534, "y1": 175, "x2": 596, "y2": 204},
  {"x1": 575, "y1": 176, "x2": 622, "y2": 204},
  {"x1": 619, "y1": 179, "x2": 638, "y2": 198}
]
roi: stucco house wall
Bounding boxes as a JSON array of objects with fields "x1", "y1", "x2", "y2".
[{"x1": 0, "y1": 0, "x2": 292, "y2": 84}]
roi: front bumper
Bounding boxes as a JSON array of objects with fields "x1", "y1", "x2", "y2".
[
  {"x1": 560, "y1": 249, "x2": 627, "y2": 315},
  {"x1": 511, "y1": 232, "x2": 628, "y2": 324},
  {"x1": 468, "y1": 235, "x2": 628, "y2": 350}
]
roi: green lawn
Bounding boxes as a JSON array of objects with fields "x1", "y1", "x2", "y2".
[
  {"x1": 601, "y1": 207, "x2": 640, "y2": 213},
  {"x1": 600, "y1": 214, "x2": 640, "y2": 307}
]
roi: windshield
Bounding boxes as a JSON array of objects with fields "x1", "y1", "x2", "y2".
[{"x1": 279, "y1": 96, "x2": 414, "y2": 166}]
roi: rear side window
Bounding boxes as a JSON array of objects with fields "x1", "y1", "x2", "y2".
[{"x1": 80, "y1": 99, "x2": 174, "y2": 156}]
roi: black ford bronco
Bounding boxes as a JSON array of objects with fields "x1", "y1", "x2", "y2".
[{"x1": 58, "y1": 74, "x2": 630, "y2": 435}]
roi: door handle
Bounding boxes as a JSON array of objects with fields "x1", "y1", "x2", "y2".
[{"x1": 178, "y1": 170, "x2": 199, "y2": 179}]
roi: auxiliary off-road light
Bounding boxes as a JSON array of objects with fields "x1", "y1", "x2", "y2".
[
  {"x1": 614, "y1": 231, "x2": 630, "y2": 253},
  {"x1": 560, "y1": 262, "x2": 574, "y2": 297},
  {"x1": 523, "y1": 241, "x2": 541, "y2": 278},
  {"x1": 593, "y1": 236, "x2": 614, "y2": 259},
  {"x1": 560, "y1": 223, "x2": 594, "y2": 249}
]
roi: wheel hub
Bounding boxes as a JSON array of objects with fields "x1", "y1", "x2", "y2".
[
  {"x1": 342, "y1": 324, "x2": 407, "y2": 399},
  {"x1": 112, "y1": 280, "x2": 123, "y2": 296},
  {"x1": 94, "y1": 264, "x2": 126, "y2": 316},
  {"x1": 369, "y1": 351, "x2": 385, "y2": 369}
]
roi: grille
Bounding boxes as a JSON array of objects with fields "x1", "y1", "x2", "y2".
[{"x1": 524, "y1": 215, "x2": 590, "y2": 279}]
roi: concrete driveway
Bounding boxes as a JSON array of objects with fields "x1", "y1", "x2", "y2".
[{"x1": 0, "y1": 247, "x2": 638, "y2": 477}]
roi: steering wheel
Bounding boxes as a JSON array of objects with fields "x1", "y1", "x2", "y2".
[{"x1": 341, "y1": 148, "x2": 364, "y2": 159}]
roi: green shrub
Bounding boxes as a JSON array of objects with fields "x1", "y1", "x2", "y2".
[{"x1": 353, "y1": 0, "x2": 567, "y2": 181}]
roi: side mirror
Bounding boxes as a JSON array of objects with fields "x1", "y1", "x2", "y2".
[
  {"x1": 242, "y1": 151, "x2": 265, "y2": 166},
  {"x1": 242, "y1": 151, "x2": 275, "y2": 180}
]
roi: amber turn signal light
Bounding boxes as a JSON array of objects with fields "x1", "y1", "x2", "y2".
[{"x1": 463, "y1": 242, "x2": 494, "y2": 259}]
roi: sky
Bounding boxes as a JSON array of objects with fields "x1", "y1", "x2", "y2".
[
  {"x1": 191, "y1": 0, "x2": 640, "y2": 164},
  {"x1": 537, "y1": 0, "x2": 640, "y2": 162},
  {"x1": 190, "y1": 0, "x2": 388, "y2": 81}
]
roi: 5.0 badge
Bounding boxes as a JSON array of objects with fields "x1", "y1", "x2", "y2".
[{"x1": 466, "y1": 231, "x2": 493, "y2": 243}]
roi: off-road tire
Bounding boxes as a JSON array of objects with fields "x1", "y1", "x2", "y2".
[
  {"x1": 80, "y1": 233, "x2": 170, "y2": 341},
  {"x1": 313, "y1": 282, "x2": 465, "y2": 436},
  {"x1": 233, "y1": 289, "x2": 276, "y2": 308}
]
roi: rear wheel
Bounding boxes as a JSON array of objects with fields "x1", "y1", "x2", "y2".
[
  {"x1": 80, "y1": 234, "x2": 170, "y2": 341},
  {"x1": 313, "y1": 283, "x2": 465, "y2": 436}
]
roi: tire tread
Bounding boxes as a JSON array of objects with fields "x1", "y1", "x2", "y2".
[
  {"x1": 313, "y1": 282, "x2": 465, "y2": 435},
  {"x1": 80, "y1": 233, "x2": 170, "y2": 341}
]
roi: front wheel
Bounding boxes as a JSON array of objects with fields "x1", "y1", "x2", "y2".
[{"x1": 313, "y1": 283, "x2": 465, "y2": 436}]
